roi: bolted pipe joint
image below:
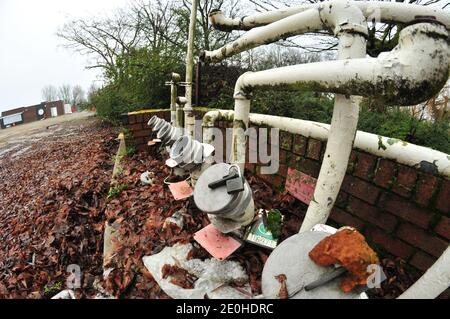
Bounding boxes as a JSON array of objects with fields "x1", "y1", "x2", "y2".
[
  {"x1": 147, "y1": 115, "x2": 160, "y2": 128},
  {"x1": 193, "y1": 163, "x2": 255, "y2": 233},
  {"x1": 166, "y1": 135, "x2": 215, "y2": 171},
  {"x1": 156, "y1": 122, "x2": 183, "y2": 147},
  {"x1": 148, "y1": 116, "x2": 169, "y2": 133},
  {"x1": 319, "y1": 0, "x2": 368, "y2": 37}
]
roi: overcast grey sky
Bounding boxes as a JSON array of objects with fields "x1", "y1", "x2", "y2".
[{"x1": 0, "y1": 0, "x2": 130, "y2": 112}]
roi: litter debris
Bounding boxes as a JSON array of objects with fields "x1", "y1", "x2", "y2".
[
  {"x1": 163, "y1": 211, "x2": 185, "y2": 232},
  {"x1": 140, "y1": 171, "x2": 155, "y2": 185},
  {"x1": 103, "y1": 220, "x2": 121, "y2": 267},
  {"x1": 93, "y1": 278, "x2": 116, "y2": 299},
  {"x1": 261, "y1": 231, "x2": 364, "y2": 299},
  {"x1": 182, "y1": 257, "x2": 248, "y2": 284},
  {"x1": 244, "y1": 210, "x2": 279, "y2": 250},
  {"x1": 168, "y1": 180, "x2": 194, "y2": 200},
  {"x1": 285, "y1": 168, "x2": 317, "y2": 205},
  {"x1": 275, "y1": 274, "x2": 288, "y2": 299},
  {"x1": 309, "y1": 228, "x2": 380, "y2": 293},
  {"x1": 208, "y1": 284, "x2": 253, "y2": 299},
  {"x1": 148, "y1": 139, "x2": 162, "y2": 146},
  {"x1": 51, "y1": 290, "x2": 76, "y2": 299},
  {"x1": 142, "y1": 243, "x2": 249, "y2": 299},
  {"x1": 194, "y1": 224, "x2": 242, "y2": 260},
  {"x1": 162, "y1": 264, "x2": 197, "y2": 289}
]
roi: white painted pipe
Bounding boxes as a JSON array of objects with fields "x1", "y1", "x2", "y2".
[
  {"x1": 203, "y1": 0, "x2": 368, "y2": 64},
  {"x1": 233, "y1": 23, "x2": 449, "y2": 107},
  {"x1": 202, "y1": 110, "x2": 450, "y2": 177},
  {"x1": 202, "y1": 110, "x2": 235, "y2": 145},
  {"x1": 300, "y1": 1, "x2": 367, "y2": 233},
  {"x1": 202, "y1": 109, "x2": 450, "y2": 298},
  {"x1": 169, "y1": 73, "x2": 181, "y2": 125},
  {"x1": 398, "y1": 247, "x2": 450, "y2": 299},
  {"x1": 209, "y1": 0, "x2": 450, "y2": 32},
  {"x1": 176, "y1": 96, "x2": 187, "y2": 129},
  {"x1": 230, "y1": 22, "x2": 448, "y2": 232},
  {"x1": 203, "y1": 8, "x2": 323, "y2": 63},
  {"x1": 184, "y1": 0, "x2": 199, "y2": 137}
]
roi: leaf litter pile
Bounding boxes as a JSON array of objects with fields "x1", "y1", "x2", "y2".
[
  {"x1": 0, "y1": 119, "x2": 418, "y2": 299},
  {"x1": 0, "y1": 120, "x2": 118, "y2": 298}
]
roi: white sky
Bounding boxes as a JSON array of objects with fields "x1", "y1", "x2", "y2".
[{"x1": 0, "y1": 0, "x2": 130, "y2": 112}]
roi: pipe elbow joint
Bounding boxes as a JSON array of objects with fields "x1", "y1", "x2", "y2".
[
  {"x1": 209, "y1": 9, "x2": 242, "y2": 32},
  {"x1": 376, "y1": 22, "x2": 449, "y2": 105},
  {"x1": 319, "y1": 0, "x2": 368, "y2": 37},
  {"x1": 234, "y1": 72, "x2": 254, "y2": 100}
]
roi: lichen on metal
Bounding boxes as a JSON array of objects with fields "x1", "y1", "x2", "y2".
[
  {"x1": 196, "y1": 0, "x2": 450, "y2": 299},
  {"x1": 207, "y1": 0, "x2": 450, "y2": 33}
]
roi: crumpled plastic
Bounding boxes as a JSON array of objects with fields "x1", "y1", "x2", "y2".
[{"x1": 142, "y1": 243, "x2": 250, "y2": 299}]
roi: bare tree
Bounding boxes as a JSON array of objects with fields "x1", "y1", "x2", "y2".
[
  {"x1": 87, "y1": 83, "x2": 99, "y2": 103},
  {"x1": 57, "y1": 8, "x2": 143, "y2": 80},
  {"x1": 72, "y1": 85, "x2": 86, "y2": 106},
  {"x1": 179, "y1": 0, "x2": 241, "y2": 51},
  {"x1": 131, "y1": 0, "x2": 181, "y2": 52},
  {"x1": 245, "y1": 0, "x2": 449, "y2": 55},
  {"x1": 58, "y1": 84, "x2": 72, "y2": 104},
  {"x1": 42, "y1": 85, "x2": 58, "y2": 102}
]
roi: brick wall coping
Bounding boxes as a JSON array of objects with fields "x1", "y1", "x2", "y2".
[
  {"x1": 128, "y1": 107, "x2": 210, "y2": 116},
  {"x1": 204, "y1": 109, "x2": 450, "y2": 179}
]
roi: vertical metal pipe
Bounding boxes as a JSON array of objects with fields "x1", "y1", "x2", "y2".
[
  {"x1": 184, "y1": 0, "x2": 199, "y2": 137},
  {"x1": 170, "y1": 84, "x2": 177, "y2": 125},
  {"x1": 195, "y1": 62, "x2": 202, "y2": 107},
  {"x1": 299, "y1": 30, "x2": 367, "y2": 233},
  {"x1": 170, "y1": 73, "x2": 181, "y2": 126},
  {"x1": 231, "y1": 97, "x2": 251, "y2": 171},
  {"x1": 398, "y1": 246, "x2": 450, "y2": 299}
]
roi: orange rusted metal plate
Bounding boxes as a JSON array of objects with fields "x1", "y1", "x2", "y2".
[
  {"x1": 285, "y1": 167, "x2": 317, "y2": 204},
  {"x1": 194, "y1": 224, "x2": 242, "y2": 260},
  {"x1": 168, "y1": 180, "x2": 193, "y2": 200}
]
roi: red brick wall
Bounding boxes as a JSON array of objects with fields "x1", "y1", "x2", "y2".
[
  {"x1": 22, "y1": 107, "x2": 38, "y2": 123},
  {"x1": 44, "y1": 101, "x2": 65, "y2": 117},
  {"x1": 245, "y1": 122, "x2": 449, "y2": 275},
  {"x1": 1, "y1": 107, "x2": 25, "y2": 117},
  {"x1": 123, "y1": 109, "x2": 449, "y2": 275},
  {"x1": 122, "y1": 109, "x2": 206, "y2": 151}
]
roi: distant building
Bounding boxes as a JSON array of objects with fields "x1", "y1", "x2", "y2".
[{"x1": 0, "y1": 100, "x2": 70, "y2": 129}]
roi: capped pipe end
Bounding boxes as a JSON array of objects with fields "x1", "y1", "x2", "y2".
[
  {"x1": 176, "y1": 96, "x2": 187, "y2": 105},
  {"x1": 171, "y1": 72, "x2": 181, "y2": 83}
]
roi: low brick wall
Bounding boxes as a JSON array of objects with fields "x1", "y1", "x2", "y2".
[
  {"x1": 122, "y1": 109, "x2": 449, "y2": 278},
  {"x1": 121, "y1": 109, "x2": 208, "y2": 151}
]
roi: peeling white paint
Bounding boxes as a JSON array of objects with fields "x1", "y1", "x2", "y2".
[
  {"x1": 209, "y1": 0, "x2": 450, "y2": 32},
  {"x1": 203, "y1": 110, "x2": 450, "y2": 177},
  {"x1": 398, "y1": 247, "x2": 450, "y2": 299}
]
